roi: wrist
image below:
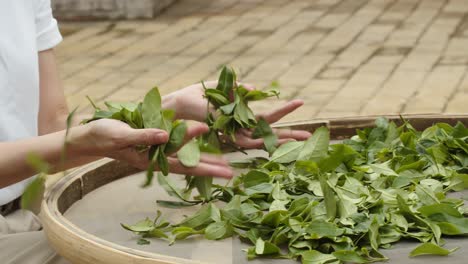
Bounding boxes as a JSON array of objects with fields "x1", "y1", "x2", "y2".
[{"x1": 65, "y1": 124, "x2": 94, "y2": 157}]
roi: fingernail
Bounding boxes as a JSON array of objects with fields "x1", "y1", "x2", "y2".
[
  {"x1": 155, "y1": 131, "x2": 169, "y2": 141},
  {"x1": 223, "y1": 168, "x2": 234, "y2": 178}
]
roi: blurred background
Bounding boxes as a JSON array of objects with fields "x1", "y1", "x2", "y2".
[{"x1": 54, "y1": 0, "x2": 468, "y2": 123}]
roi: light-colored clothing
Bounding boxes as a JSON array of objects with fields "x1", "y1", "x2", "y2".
[
  {"x1": 0, "y1": 210, "x2": 68, "y2": 264},
  {"x1": 0, "y1": 0, "x2": 62, "y2": 206}
]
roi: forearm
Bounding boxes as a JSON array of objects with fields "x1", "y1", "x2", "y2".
[
  {"x1": 40, "y1": 111, "x2": 97, "y2": 136},
  {"x1": 0, "y1": 126, "x2": 95, "y2": 188}
]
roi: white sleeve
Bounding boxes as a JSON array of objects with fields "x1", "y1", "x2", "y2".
[{"x1": 35, "y1": 0, "x2": 62, "y2": 51}]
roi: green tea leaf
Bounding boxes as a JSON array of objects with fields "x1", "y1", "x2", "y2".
[
  {"x1": 409, "y1": 243, "x2": 458, "y2": 257},
  {"x1": 137, "y1": 238, "x2": 150, "y2": 245},
  {"x1": 20, "y1": 175, "x2": 45, "y2": 210},
  {"x1": 318, "y1": 144, "x2": 356, "y2": 172},
  {"x1": 177, "y1": 139, "x2": 200, "y2": 167},
  {"x1": 157, "y1": 146, "x2": 169, "y2": 176},
  {"x1": 415, "y1": 184, "x2": 439, "y2": 205},
  {"x1": 25, "y1": 153, "x2": 50, "y2": 174},
  {"x1": 332, "y1": 250, "x2": 368, "y2": 263},
  {"x1": 255, "y1": 238, "x2": 280, "y2": 255},
  {"x1": 121, "y1": 218, "x2": 154, "y2": 233},
  {"x1": 234, "y1": 98, "x2": 255, "y2": 128},
  {"x1": 105, "y1": 101, "x2": 139, "y2": 112},
  {"x1": 419, "y1": 204, "x2": 462, "y2": 218},
  {"x1": 243, "y1": 170, "x2": 270, "y2": 188},
  {"x1": 21, "y1": 153, "x2": 49, "y2": 209},
  {"x1": 220, "y1": 103, "x2": 236, "y2": 115},
  {"x1": 178, "y1": 203, "x2": 220, "y2": 229},
  {"x1": 212, "y1": 114, "x2": 232, "y2": 130},
  {"x1": 253, "y1": 118, "x2": 277, "y2": 155},
  {"x1": 171, "y1": 226, "x2": 203, "y2": 241},
  {"x1": 165, "y1": 121, "x2": 187, "y2": 153},
  {"x1": 147, "y1": 228, "x2": 168, "y2": 239},
  {"x1": 306, "y1": 220, "x2": 344, "y2": 238},
  {"x1": 244, "y1": 90, "x2": 277, "y2": 101},
  {"x1": 86, "y1": 95, "x2": 100, "y2": 110},
  {"x1": 297, "y1": 127, "x2": 329, "y2": 161},
  {"x1": 143, "y1": 150, "x2": 158, "y2": 187},
  {"x1": 301, "y1": 250, "x2": 337, "y2": 264},
  {"x1": 156, "y1": 200, "x2": 195, "y2": 208},
  {"x1": 157, "y1": 173, "x2": 186, "y2": 201},
  {"x1": 205, "y1": 221, "x2": 233, "y2": 240},
  {"x1": 369, "y1": 162, "x2": 398, "y2": 177},
  {"x1": 194, "y1": 176, "x2": 212, "y2": 201},
  {"x1": 318, "y1": 173, "x2": 336, "y2": 220},
  {"x1": 141, "y1": 87, "x2": 162, "y2": 128},
  {"x1": 216, "y1": 66, "x2": 236, "y2": 96},
  {"x1": 205, "y1": 89, "x2": 230, "y2": 107},
  {"x1": 368, "y1": 217, "x2": 380, "y2": 251},
  {"x1": 270, "y1": 141, "x2": 304, "y2": 164}
]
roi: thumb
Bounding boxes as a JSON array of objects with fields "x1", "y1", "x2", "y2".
[{"x1": 126, "y1": 128, "x2": 169, "y2": 146}]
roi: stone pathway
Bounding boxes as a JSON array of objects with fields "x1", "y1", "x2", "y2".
[{"x1": 57, "y1": 0, "x2": 468, "y2": 123}]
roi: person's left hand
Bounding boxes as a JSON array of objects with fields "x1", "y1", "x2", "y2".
[{"x1": 166, "y1": 81, "x2": 311, "y2": 148}]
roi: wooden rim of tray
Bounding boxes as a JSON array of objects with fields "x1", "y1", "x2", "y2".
[{"x1": 41, "y1": 114, "x2": 468, "y2": 264}]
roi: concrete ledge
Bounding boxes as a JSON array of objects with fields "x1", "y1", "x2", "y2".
[{"x1": 52, "y1": 0, "x2": 177, "y2": 20}]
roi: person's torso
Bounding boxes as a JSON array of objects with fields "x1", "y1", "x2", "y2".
[{"x1": 0, "y1": 0, "x2": 41, "y2": 205}]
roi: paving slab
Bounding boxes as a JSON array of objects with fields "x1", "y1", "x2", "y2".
[{"x1": 57, "y1": 0, "x2": 468, "y2": 122}]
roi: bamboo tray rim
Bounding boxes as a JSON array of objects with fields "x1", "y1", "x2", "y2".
[{"x1": 42, "y1": 159, "x2": 196, "y2": 264}]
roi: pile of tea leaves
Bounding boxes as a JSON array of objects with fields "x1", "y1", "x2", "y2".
[
  {"x1": 186, "y1": 66, "x2": 279, "y2": 203},
  {"x1": 123, "y1": 117, "x2": 468, "y2": 263},
  {"x1": 202, "y1": 66, "x2": 279, "y2": 154}
]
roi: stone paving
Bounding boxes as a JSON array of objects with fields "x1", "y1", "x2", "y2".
[{"x1": 57, "y1": 0, "x2": 468, "y2": 123}]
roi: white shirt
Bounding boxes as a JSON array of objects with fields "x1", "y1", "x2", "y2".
[{"x1": 0, "y1": 0, "x2": 62, "y2": 205}]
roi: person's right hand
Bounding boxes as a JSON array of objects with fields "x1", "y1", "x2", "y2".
[{"x1": 69, "y1": 119, "x2": 233, "y2": 178}]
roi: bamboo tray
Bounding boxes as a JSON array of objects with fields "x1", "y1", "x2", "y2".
[{"x1": 41, "y1": 114, "x2": 468, "y2": 264}]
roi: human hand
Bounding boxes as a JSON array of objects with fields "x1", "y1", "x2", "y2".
[
  {"x1": 165, "y1": 81, "x2": 219, "y2": 121},
  {"x1": 231, "y1": 99, "x2": 312, "y2": 149},
  {"x1": 69, "y1": 119, "x2": 232, "y2": 178},
  {"x1": 169, "y1": 81, "x2": 311, "y2": 148}
]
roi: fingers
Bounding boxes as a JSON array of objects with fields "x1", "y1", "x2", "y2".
[
  {"x1": 235, "y1": 127, "x2": 311, "y2": 149},
  {"x1": 113, "y1": 148, "x2": 233, "y2": 178},
  {"x1": 168, "y1": 153, "x2": 229, "y2": 166},
  {"x1": 236, "y1": 136, "x2": 264, "y2": 149},
  {"x1": 167, "y1": 157, "x2": 233, "y2": 178},
  {"x1": 258, "y1": 99, "x2": 304, "y2": 124},
  {"x1": 126, "y1": 128, "x2": 169, "y2": 146},
  {"x1": 199, "y1": 154, "x2": 229, "y2": 166},
  {"x1": 122, "y1": 121, "x2": 208, "y2": 156},
  {"x1": 235, "y1": 136, "x2": 298, "y2": 150},
  {"x1": 277, "y1": 138, "x2": 295, "y2": 145},
  {"x1": 273, "y1": 128, "x2": 312, "y2": 140},
  {"x1": 184, "y1": 122, "x2": 209, "y2": 142}
]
